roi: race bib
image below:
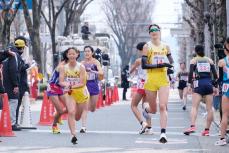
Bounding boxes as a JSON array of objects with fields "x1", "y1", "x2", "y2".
[
  {"x1": 193, "y1": 80, "x2": 198, "y2": 88},
  {"x1": 152, "y1": 55, "x2": 166, "y2": 65},
  {"x1": 137, "y1": 79, "x2": 145, "y2": 89},
  {"x1": 180, "y1": 76, "x2": 188, "y2": 81},
  {"x1": 197, "y1": 62, "x2": 210, "y2": 73},
  {"x1": 66, "y1": 77, "x2": 80, "y2": 85},
  {"x1": 87, "y1": 72, "x2": 97, "y2": 80},
  {"x1": 222, "y1": 83, "x2": 229, "y2": 92}
]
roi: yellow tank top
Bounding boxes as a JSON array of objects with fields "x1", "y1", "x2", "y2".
[
  {"x1": 146, "y1": 41, "x2": 168, "y2": 74},
  {"x1": 64, "y1": 62, "x2": 86, "y2": 88}
]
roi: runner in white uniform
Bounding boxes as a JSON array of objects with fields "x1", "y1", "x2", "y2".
[{"x1": 130, "y1": 42, "x2": 152, "y2": 134}]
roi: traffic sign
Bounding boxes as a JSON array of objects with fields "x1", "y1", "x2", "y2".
[{"x1": 0, "y1": 0, "x2": 32, "y2": 10}]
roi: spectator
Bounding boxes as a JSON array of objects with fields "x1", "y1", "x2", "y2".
[
  {"x1": 2, "y1": 39, "x2": 26, "y2": 131},
  {"x1": 81, "y1": 22, "x2": 91, "y2": 40},
  {"x1": 14, "y1": 37, "x2": 30, "y2": 125},
  {"x1": 121, "y1": 65, "x2": 130, "y2": 100}
]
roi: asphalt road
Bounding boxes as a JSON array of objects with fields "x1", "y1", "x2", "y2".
[{"x1": 0, "y1": 89, "x2": 228, "y2": 153}]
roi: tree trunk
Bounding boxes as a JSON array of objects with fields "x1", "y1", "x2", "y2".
[
  {"x1": 51, "y1": 28, "x2": 58, "y2": 68},
  {"x1": 2, "y1": 22, "x2": 11, "y2": 48}
]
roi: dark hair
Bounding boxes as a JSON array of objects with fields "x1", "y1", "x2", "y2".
[
  {"x1": 148, "y1": 24, "x2": 161, "y2": 32},
  {"x1": 136, "y1": 42, "x2": 146, "y2": 51},
  {"x1": 64, "y1": 47, "x2": 80, "y2": 61},
  {"x1": 195, "y1": 45, "x2": 205, "y2": 57},
  {"x1": 84, "y1": 45, "x2": 94, "y2": 53}
]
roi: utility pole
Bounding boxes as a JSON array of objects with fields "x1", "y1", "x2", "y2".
[
  {"x1": 204, "y1": 0, "x2": 211, "y2": 58},
  {"x1": 227, "y1": 0, "x2": 229, "y2": 36}
]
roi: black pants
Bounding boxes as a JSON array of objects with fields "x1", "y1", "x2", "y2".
[{"x1": 122, "y1": 88, "x2": 128, "y2": 100}]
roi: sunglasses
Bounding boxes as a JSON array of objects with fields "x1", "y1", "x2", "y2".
[{"x1": 149, "y1": 28, "x2": 160, "y2": 33}]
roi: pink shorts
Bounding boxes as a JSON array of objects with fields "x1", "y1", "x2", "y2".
[{"x1": 47, "y1": 83, "x2": 64, "y2": 96}]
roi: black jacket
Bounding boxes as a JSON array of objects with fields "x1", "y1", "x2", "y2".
[
  {"x1": 121, "y1": 68, "x2": 130, "y2": 88},
  {"x1": 2, "y1": 46, "x2": 24, "y2": 99},
  {"x1": 19, "y1": 59, "x2": 29, "y2": 95}
]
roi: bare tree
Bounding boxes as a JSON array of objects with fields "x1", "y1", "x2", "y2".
[
  {"x1": 103, "y1": 0, "x2": 154, "y2": 69},
  {"x1": 0, "y1": 0, "x2": 21, "y2": 48},
  {"x1": 21, "y1": 0, "x2": 43, "y2": 72},
  {"x1": 63, "y1": 0, "x2": 93, "y2": 36},
  {"x1": 183, "y1": 0, "x2": 205, "y2": 45},
  {"x1": 41, "y1": 0, "x2": 68, "y2": 67}
]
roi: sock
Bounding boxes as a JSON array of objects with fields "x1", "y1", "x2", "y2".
[
  {"x1": 205, "y1": 128, "x2": 209, "y2": 131},
  {"x1": 190, "y1": 125, "x2": 195, "y2": 127},
  {"x1": 220, "y1": 137, "x2": 225, "y2": 140},
  {"x1": 147, "y1": 126, "x2": 151, "y2": 129},
  {"x1": 161, "y1": 128, "x2": 166, "y2": 133},
  {"x1": 140, "y1": 121, "x2": 143, "y2": 125},
  {"x1": 52, "y1": 123, "x2": 57, "y2": 127}
]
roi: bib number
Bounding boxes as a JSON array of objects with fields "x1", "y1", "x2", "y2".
[
  {"x1": 152, "y1": 55, "x2": 166, "y2": 65},
  {"x1": 222, "y1": 83, "x2": 229, "y2": 92},
  {"x1": 193, "y1": 80, "x2": 198, "y2": 88},
  {"x1": 87, "y1": 72, "x2": 96, "y2": 80},
  {"x1": 180, "y1": 76, "x2": 188, "y2": 81},
  {"x1": 137, "y1": 80, "x2": 145, "y2": 89},
  {"x1": 66, "y1": 77, "x2": 80, "y2": 85},
  {"x1": 197, "y1": 63, "x2": 210, "y2": 73}
]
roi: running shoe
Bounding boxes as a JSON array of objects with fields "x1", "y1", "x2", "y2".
[
  {"x1": 139, "y1": 122, "x2": 148, "y2": 134},
  {"x1": 201, "y1": 130, "x2": 209, "y2": 136},
  {"x1": 71, "y1": 136, "x2": 77, "y2": 145},
  {"x1": 80, "y1": 127, "x2": 86, "y2": 133},
  {"x1": 215, "y1": 138, "x2": 227, "y2": 146},
  {"x1": 183, "y1": 126, "x2": 196, "y2": 135},
  {"x1": 182, "y1": 106, "x2": 186, "y2": 111},
  {"x1": 58, "y1": 117, "x2": 64, "y2": 125},
  {"x1": 52, "y1": 125, "x2": 60, "y2": 134},
  {"x1": 144, "y1": 127, "x2": 153, "y2": 135},
  {"x1": 159, "y1": 133, "x2": 168, "y2": 143}
]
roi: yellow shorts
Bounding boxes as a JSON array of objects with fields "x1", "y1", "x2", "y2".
[
  {"x1": 144, "y1": 70, "x2": 169, "y2": 92},
  {"x1": 68, "y1": 87, "x2": 89, "y2": 104}
]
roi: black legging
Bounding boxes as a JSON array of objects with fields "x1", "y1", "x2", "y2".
[{"x1": 122, "y1": 87, "x2": 128, "y2": 100}]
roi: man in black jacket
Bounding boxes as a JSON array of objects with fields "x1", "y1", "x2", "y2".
[
  {"x1": 81, "y1": 22, "x2": 91, "y2": 40},
  {"x1": 3, "y1": 39, "x2": 26, "y2": 131},
  {"x1": 14, "y1": 37, "x2": 30, "y2": 126},
  {"x1": 121, "y1": 65, "x2": 130, "y2": 100}
]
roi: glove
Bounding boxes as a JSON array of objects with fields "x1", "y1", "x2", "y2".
[
  {"x1": 167, "y1": 68, "x2": 174, "y2": 74},
  {"x1": 157, "y1": 63, "x2": 173, "y2": 68}
]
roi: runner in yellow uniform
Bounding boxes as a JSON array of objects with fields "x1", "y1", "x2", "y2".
[
  {"x1": 59, "y1": 47, "x2": 89, "y2": 145},
  {"x1": 141, "y1": 24, "x2": 174, "y2": 143}
]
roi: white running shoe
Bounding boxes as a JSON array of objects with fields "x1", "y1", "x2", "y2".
[
  {"x1": 80, "y1": 127, "x2": 86, "y2": 133},
  {"x1": 139, "y1": 122, "x2": 148, "y2": 134},
  {"x1": 159, "y1": 133, "x2": 168, "y2": 143},
  {"x1": 215, "y1": 138, "x2": 227, "y2": 146},
  {"x1": 144, "y1": 127, "x2": 153, "y2": 135}
]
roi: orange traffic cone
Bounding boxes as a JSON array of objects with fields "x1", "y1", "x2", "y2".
[
  {"x1": 38, "y1": 92, "x2": 53, "y2": 125},
  {"x1": 114, "y1": 86, "x2": 119, "y2": 102},
  {"x1": 105, "y1": 88, "x2": 111, "y2": 106},
  {"x1": 111, "y1": 88, "x2": 116, "y2": 103},
  {"x1": 0, "y1": 93, "x2": 15, "y2": 137},
  {"x1": 96, "y1": 90, "x2": 103, "y2": 109}
]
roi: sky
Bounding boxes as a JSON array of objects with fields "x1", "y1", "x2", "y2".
[{"x1": 82, "y1": 0, "x2": 183, "y2": 70}]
